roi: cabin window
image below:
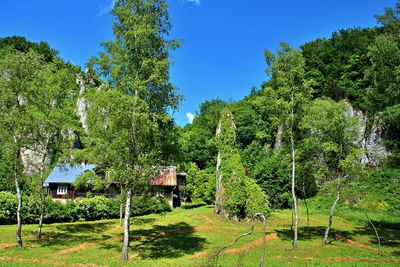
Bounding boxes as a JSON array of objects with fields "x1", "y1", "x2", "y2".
[
  {"x1": 57, "y1": 184, "x2": 68, "y2": 195},
  {"x1": 155, "y1": 187, "x2": 164, "y2": 198}
]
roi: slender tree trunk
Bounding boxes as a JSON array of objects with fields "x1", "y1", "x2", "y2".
[
  {"x1": 15, "y1": 170, "x2": 23, "y2": 248},
  {"x1": 364, "y1": 211, "x2": 381, "y2": 255},
  {"x1": 303, "y1": 185, "x2": 310, "y2": 227},
  {"x1": 215, "y1": 121, "x2": 223, "y2": 214},
  {"x1": 36, "y1": 166, "x2": 45, "y2": 239},
  {"x1": 304, "y1": 198, "x2": 310, "y2": 227},
  {"x1": 122, "y1": 188, "x2": 132, "y2": 261},
  {"x1": 290, "y1": 92, "x2": 298, "y2": 249},
  {"x1": 323, "y1": 189, "x2": 341, "y2": 245},
  {"x1": 260, "y1": 214, "x2": 267, "y2": 267},
  {"x1": 290, "y1": 207, "x2": 293, "y2": 231},
  {"x1": 119, "y1": 187, "x2": 123, "y2": 227}
]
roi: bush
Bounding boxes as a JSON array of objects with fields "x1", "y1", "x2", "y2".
[
  {"x1": 131, "y1": 195, "x2": 171, "y2": 215},
  {"x1": 181, "y1": 200, "x2": 207, "y2": 209},
  {"x1": 0, "y1": 192, "x2": 172, "y2": 224},
  {"x1": 0, "y1": 191, "x2": 17, "y2": 224}
]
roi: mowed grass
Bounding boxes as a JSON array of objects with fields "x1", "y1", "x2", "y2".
[{"x1": 0, "y1": 205, "x2": 399, "y2": 266}]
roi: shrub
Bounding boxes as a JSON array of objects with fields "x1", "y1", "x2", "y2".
[
  {"x1": 0, "y1": 192, "x2": 172, "y2": 224},
  {"x1": 131, "y1": 195, "x2": 171, "y2": 215},
  {"x1": 0, "y1": 191, "x2": 17, "y2": 224},
  {"x1": 181, "y1": 200, "x2": 207, "y2": 209}
]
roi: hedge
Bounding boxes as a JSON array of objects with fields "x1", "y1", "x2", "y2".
[
  {"x1": 180, "y1": 200, "x2": 207, "y2": 209},
  {"x1": 0, "y1": 192, "x2": 171, "y2": 224}
]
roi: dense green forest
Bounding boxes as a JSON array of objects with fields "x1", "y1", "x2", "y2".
[{"x1": 0, "y1": 0, "x2": 399, "y2": 263}]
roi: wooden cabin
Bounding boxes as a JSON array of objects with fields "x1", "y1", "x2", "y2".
[{"x1": 44, "y1": 164, "x2": 186, "y2": 207}]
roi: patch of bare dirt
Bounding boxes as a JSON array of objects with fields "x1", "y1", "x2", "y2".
[
  {"x1": 200, "y1": 215, "x2": 214, "y2": 225},
  {"x1": 286, "y1": 256, "x2": 400, "y2": 263},
  {"x1": 195, "y1": 225, "x2": 219, "y2": 232},
  {"x1": 190, "y1": 232, "x2": 278, "y2": 259},
  {"x1": 0, "y1": 256, "x2": 104, "y2": 267},
  {"x1": 105, "y1": 225, "x2": 122, "y2": 234},
  {"x1": 335, "y1": 234, "x2": 376, "y2": 251},
  {"x1": 42, "y1": 243, "x2": 92, "y2": 258},
  {"x1": 225, "y1": 232, "x2": 278, "y2": 255},
  {"x1": 0, "y1": 243, "x2": 13, "y2": 250}
]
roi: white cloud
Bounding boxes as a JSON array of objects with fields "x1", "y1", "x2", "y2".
[
  {"x1": 186, "y1": 112, "x2": 195, "y2": 124},
  {"x1": 186, "y1": 0, "x2": 201, "y2": 5}
]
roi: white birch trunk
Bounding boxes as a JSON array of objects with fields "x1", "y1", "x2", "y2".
[
  {"x1": 323, "y1": 189, "x2": 340, "y2": 245},
  {"x1": 290, "y1": 92, "x2": 298, "y2": 249},
  {"x1": 15, "y1": 171, "x2": 23, "y2": 247},
  {"x1": 215, "y1": 121, "x2": 223, "y2": 214},
  {"x1": 122, "y1": 188, "x2": 132, "y2": 261},
  {"x1": 36, "y1": 166, "x2": 45, "y2": 239}
]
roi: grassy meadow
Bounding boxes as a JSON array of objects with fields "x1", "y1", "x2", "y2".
[{"x1": 0, "y1": 204, "x2": 399, "y2": 266}]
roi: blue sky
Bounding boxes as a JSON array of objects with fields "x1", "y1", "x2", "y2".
[{"x1": 0, "y1": 0, "x2": 396, "y2": 126}]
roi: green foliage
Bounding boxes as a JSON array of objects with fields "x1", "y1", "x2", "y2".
[
  {"x1": 0, "y1": 36, "x2": 57, "y2": 62},
  {"x1": 300, "y1": 98, "x2": 362, "y2": 182},
  {"x1": 180, "y1": 200, "x2": 207, "y2": 209},
  {"x1": 217, "y1": 108, "x2": 269, "y2": 219},
  {"x1": 180, "y1": 99, "x2": 227, "y2": 169},
  {"x1": 131, "y1": 195, "x2": 171, "y2": 216},
  {"x1": 0, "y1": 193, "x2": 171, "y2": 224},
  {"x1": 253, "y1": 151, "x2": 291, "y2": 208},
  {"x1": 185, "y1": 163, "x2": 215, "y2": 204},
  {"x1": 0, "y1": 192, "x2": 17, "y2": 224},
  {"x1": 245, "y1": 180, "x2": 270, "y2": 217},
  {"x1": 365, "y1": 34, "x2": 400, "y2": 113}
]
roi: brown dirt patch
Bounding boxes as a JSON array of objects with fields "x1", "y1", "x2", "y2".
[
  {"x1": 191, "y1": 251, "x2": 211, "y2": 259},
  {"x1": 105, "y1": 225, "x2": 122, "y2": 234},
  {"x1": 0, "y1": 243, "x2": 13, "y2": 250},
  {"x1": 43, "y1": 243, "x2": 92, "y2": 258},
  {"x1": 201, "y1": 215, "x2": 214, "y2": 225},
  {"x1": 190, "y1": 232, "x2": 278, "y2": 259},
  {"x1": 0, "y1": 256, "x2": 104, "y2": 267},
  {"x1": 335, "y1": 234, "x2": 376, "y2": 251},
  {"x1": 286, "y1": 256, "x2": 400, "y2": 263},
  {"x1": 195, "y1": 225, "x2": 219, "y2": 232},
  {"x1": 225, "y1": 232, "x2": 278, "y2": 255}
]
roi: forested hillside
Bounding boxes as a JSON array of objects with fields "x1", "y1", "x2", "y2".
[{"x1": 179, "y1": 2, "x2": 400, "y2": 222}]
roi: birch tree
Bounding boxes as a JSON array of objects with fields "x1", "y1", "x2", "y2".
[
  {"x1": 88, "y1": 0, "x2": 180, "y2": 261},
  {"x1": 0, "y1": 50, "x2": 78, "y2": 244},
  {"x1": 264, "y1": 43, "x2": 311, "y2": 248},
  {"x1": 299, "y1": 99, "x2": 361, "y2": 245}
]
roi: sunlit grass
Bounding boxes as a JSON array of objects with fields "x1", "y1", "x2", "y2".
[{"x1": 0, "y1": 205, "x2": 399, "y2": 266}]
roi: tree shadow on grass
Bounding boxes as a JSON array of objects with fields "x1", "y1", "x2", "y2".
[
  {"x1": 131, "y1": 222, "x2": 207, "y2": 259},
  {"x1": 28, "y1": 221, "x2": 115, "y2": 247},
  {"x1": 276, "y1": 224, "x2": 400, "y2": 248},
  {"x1": 55, "y1": 221, "x2": 115, "y2": 234},
  {"x1": 131, "y1": 217, "x2": 156, "y2": 225},
  {"x1": 276, "y1": 226, "x2": 354, "y2": 243}
]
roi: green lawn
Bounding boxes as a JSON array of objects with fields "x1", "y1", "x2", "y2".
[{"x1": 0, "y1": 205, "x2": 399, "y2": 266}]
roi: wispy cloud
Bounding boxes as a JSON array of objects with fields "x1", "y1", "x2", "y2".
[
  {"x1": 186, "y1": 112, "x2": 195, "y2": 124},
  {"x1": 181, "y1": 0, "x2": 201, "y2": 6},
  {"x1": 187, "y1": 0, "x2": 201, "y2": 5},
  {"x1": 99, "y1": 0, "x2": 116, "y2": 15}
]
